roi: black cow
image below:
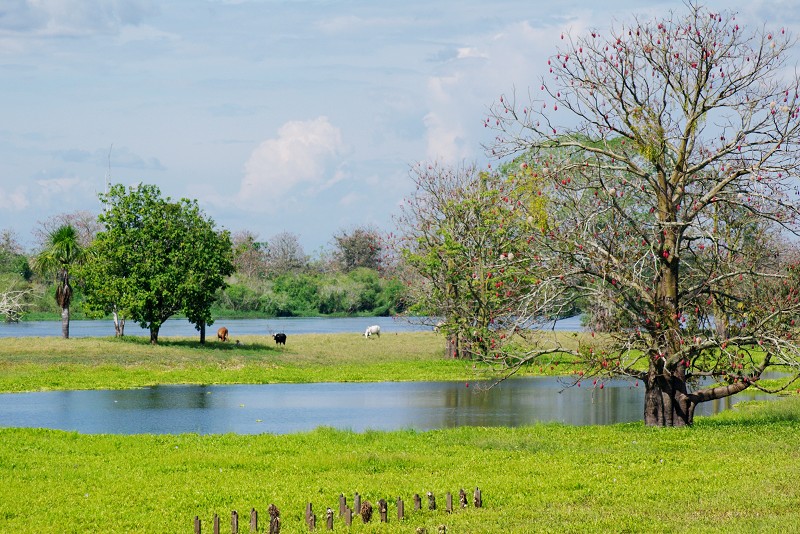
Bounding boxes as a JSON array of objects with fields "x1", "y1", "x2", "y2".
[{"x1": 273, "y1": 333, "x2": 287, "y2": 345}]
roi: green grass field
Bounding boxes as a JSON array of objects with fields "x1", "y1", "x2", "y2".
[{"x1": 1, "y1": 332, "x2": 799, "y2": 532}]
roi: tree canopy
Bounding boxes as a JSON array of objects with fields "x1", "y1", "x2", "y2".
[
  {"x1": 481, "y1": 4, "x2": 800, "y2": 426},
  {"x1": 82, "y1": 184, "x2": 234, "y2": 343},
  {"x1": 396, "y1": 162, "x2": 545, "y2": 357}
]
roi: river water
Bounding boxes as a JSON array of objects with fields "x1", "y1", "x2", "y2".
[
  {"x1": 0, "y1": 315, "x2": 584, "y2": 338},
  {"x1": 0, "y1": 378, "x2": 762, "y2": 435}
]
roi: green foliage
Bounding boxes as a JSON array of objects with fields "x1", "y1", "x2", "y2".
[
  {"x1": 216, "y1": 268, "x2": 407, "y2": 317},
  {"x1": 398, "y1": 164, "x2": 544, "y2": 358},
  {"x1": 81, "y1": 184, "x2": 234, "y2": 342}
]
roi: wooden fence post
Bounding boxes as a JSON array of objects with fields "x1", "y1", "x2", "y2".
[
  {"x1": 213, "y1": 514, "x2": 220, "y2": 534},
  {"x1": 378, "y1": 499, "x2": 388, "y2": 522},
  {"x1": 459, "y1": 488, "x2": 468, "y2": 508},
  {"x1": 194, "y1": 516, "x2": 201, "y2": 534},
  {"x1": 413, "y1": 494, "x2": 421, "y2": 511},
  {"x1": 231, "y1": 510, "x2": 239, "y2": 534},
  {"x1": 473, "y1": 487, "x2": 482, "y2": 508},
  {"x1": 338, "y1": 494, "x2": 346, "y2": 517},
  {"x1": 305, "y1": 503, "x2": 315, "y2": 530},
  {"x1": 427, "y1": 492, "x2": 436, "y2": 511},
  {"x1": 250, "y1": 508, "x2": 257, "y2": 532},
  {"x1": 397, "y1": 497, "x2": 404, "y2": 521},
  {"x1": 344, "y1": 507, "x2": 352, "y2": 526},
  {"x1": 326, "y1": 508, "x2": 334, "y2": 530},
  {"x1": 268, "y1": 504, "x2": 280, "y2": 534},
  {"x1": 446, "y1": 492, "x2": 453, "y2": 514},
  {"x1": 353, "y1": 493, "x2": 360, "y2": 517}
]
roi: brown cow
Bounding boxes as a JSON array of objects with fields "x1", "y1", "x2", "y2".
[{"x1": 217, "y1": 326, "x2": 229, "y2": 342}]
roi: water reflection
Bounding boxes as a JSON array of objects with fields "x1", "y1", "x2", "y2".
[{"x1": 0, "y1": 377, "x2": 770, "y2": 435}]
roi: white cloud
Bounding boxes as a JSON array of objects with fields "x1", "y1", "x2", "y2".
[
  {"x1": 237, "y1": 116, "x2": 346, "y2": 209},
  {"x1": 0, "y1": 185, "x2": 29, "y2": 211},
  {"x1": 422, "y1": 19, "x2": 583, "y2": 165}
]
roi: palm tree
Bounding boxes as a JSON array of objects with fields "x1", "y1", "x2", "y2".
[{"x1": 33, "y1": 224, "x2": 86, "y2": 338}]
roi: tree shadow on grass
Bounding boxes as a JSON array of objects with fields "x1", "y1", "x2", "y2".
[{"x1": 111, "y1": 336, "x2": 277, "y2": 353}]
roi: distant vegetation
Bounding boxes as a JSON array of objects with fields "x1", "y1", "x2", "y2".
[{"x1": 0, "y1": 217, "x2": 407, "y2": 322}]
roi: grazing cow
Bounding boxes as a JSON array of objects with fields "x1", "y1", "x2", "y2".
[
  {"x1": 364, "y1": 325, "x2": 381, "y2": 338},
  {"x1": 217, "y1": 326, "x2": 229, "y2": 342},
  {"x1": 273, "y1": 333, "x2": 287, "y2": 345}
]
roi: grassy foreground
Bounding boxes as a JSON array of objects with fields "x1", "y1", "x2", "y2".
[
  {"x1": 2, "y1": 400, "x2": 800, "y2": 533},
  {"x1": 2, "y1": 332, "x2": 800, "y2": 532}
]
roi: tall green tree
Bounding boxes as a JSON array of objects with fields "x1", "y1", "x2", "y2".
[
  {"x1": 486, "y1": 4, "x2": 800, "y2": 426},
  {"x1": 82, "y1": 184, "x2": 234, "y2": 344},
  {"x1": 33, "y1": 224, "x2": 86, "y2": 338}
]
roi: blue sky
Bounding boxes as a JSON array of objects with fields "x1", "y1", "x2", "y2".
[{"x1": 1, "y1": 0, "x2": 797, "y2": 252}]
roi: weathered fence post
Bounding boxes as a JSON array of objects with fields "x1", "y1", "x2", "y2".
[
  {"x1": 344, "y1": 507, "x2": 352, "y2": 526},
  {"x1": 213, "y1": 514, "x2": 220, "y2": 534},
  {"x1": 378, "y1": 498, "x2": 388, "y2": 522},
  {"x1": 250, "y1": 508, "x2": 258, "y2": 532},
  {"x1": 194, "y1": 516, "x2": 201, "y2": 534},
  {"x1": 413, "y1": 493, "x2": 421, "y2": 511},
  {"x1": 397, "y1": 497, "x2": 405, "y2": 521},
  {"x1": 473, "y1": 487, "x2": 482, "y2": 508},
  {"x1": 338, "y1": 494, "x2": 346, "y2": 517},
  {"x1": 268, "y1": 504, "x2": 280, "y2": 534},
  {"x1": 360, "y1": 501, "x2": 373, "y2": 523},
  {"x1": 427, "y1": 492, "x2": 436, "y2": 511},
  {"x1": 459, "y1": 488, "x2": 468, "y2": 508},
  {"x1": 446, "y1": 492, "x2": 453, "y2": 514},
  {"x1": 353, "y1": 493, "x2": 361, "y2": 517},
  {"x1": 231, "y1": 510, "x2": 239, "y2": 534},
  {"x1": 325, "y1": 508, "x2": 334, "y2": 530},
  {"x1": 305, "y1": 503, "x2": 315, "y2": 530},
  {"x1": 438, "y1": 525, "x2": 447, "y2": 534}
]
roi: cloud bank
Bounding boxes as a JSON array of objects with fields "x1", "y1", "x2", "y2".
[{"x1": 237, "y1": 116, "x2": 346, "y2": 209}]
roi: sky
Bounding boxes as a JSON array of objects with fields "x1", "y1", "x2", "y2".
[{"x1": 1, "y1": 0, "x2": 798, "y2": 253}]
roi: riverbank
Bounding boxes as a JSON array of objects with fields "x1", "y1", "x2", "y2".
[
  {"x1": 0, "y1": 332, "x2": 589, "y2": 393},
  {"x1": 1, "y1": 398, "x2": 799, "y2": 533}
]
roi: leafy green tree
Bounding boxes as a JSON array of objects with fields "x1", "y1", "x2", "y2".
[
  {"x1": 82, "y1": 184, "x2": 234, "y2": 344},
  {"x1": 487, "y1": 5, "x2": 800, "y2": 425},
  {"x1": 396, "y1": 162, "x2": 543, "y2": 358},
  {"x1": 32, "y1": 224, "x2": 87, "y2": 338}
]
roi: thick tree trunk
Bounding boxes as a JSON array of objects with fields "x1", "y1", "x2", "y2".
[
  {"x1": 643, "y1": 368, "x2": 693, "y2": 427},
  {"x1": 61, "y1": 306, "x2": 70, "y2": 339},
  {"x1": 200, "y1": 321, "x2": 206, "y2": 344},
  {"x1": 150, "y1": 327, "x2": 159, "y2": 345}
]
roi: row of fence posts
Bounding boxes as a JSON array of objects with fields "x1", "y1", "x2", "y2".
[{"x1": 193, "y1": 487, "x2": 482, "y2": 533}]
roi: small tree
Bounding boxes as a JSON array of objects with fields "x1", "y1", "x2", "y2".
[
  {"x1": 231, "y1": 230, "x2": 270, "y2": 280},
  {"x1": 266, "y1": 231, "x2": 307, "y2": 276},
  {"x1": 332, "y1": 225, "x2": 383, "y2": 273},
  {"x1": 396, "y1": 162, "x2": 545, "y2": 358},
  {"x1": 486, "y1": 4, "x2": 800, "y2": 426},
  {"x1": 83, "y1": 184, "x2": 234, "y2": 344},
  {"x1": 32, "y1": 225, "x2": 87, "y2": 338}
]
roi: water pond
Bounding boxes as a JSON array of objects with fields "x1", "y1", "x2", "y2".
[
  {"x1": 0, "y1": 316, "x2": 584, "y2": 338},
  {"x1": 0, "y1": 377, "x2": 765, "y2": 435}
]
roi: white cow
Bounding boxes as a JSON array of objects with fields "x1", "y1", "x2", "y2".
[{"x1": 364, "y1": 325, "x2": 381, "y2": 338}]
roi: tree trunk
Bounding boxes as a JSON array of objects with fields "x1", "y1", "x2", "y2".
[
  {"x1": 643, "y1": 369, "x2": 693, "y2": 427},
  {"x1": 150, "y1": 327, "x2": 159, "y2": 344},
  {"x1": 61, "y1": 305, "x2": 70, "y2": 339},
  {"x1": 113, "y1": 308, "x2": 125, "y2": 337},
  {"x1": 200, "y1": 321, "x2": 206, "y2": 344}
]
